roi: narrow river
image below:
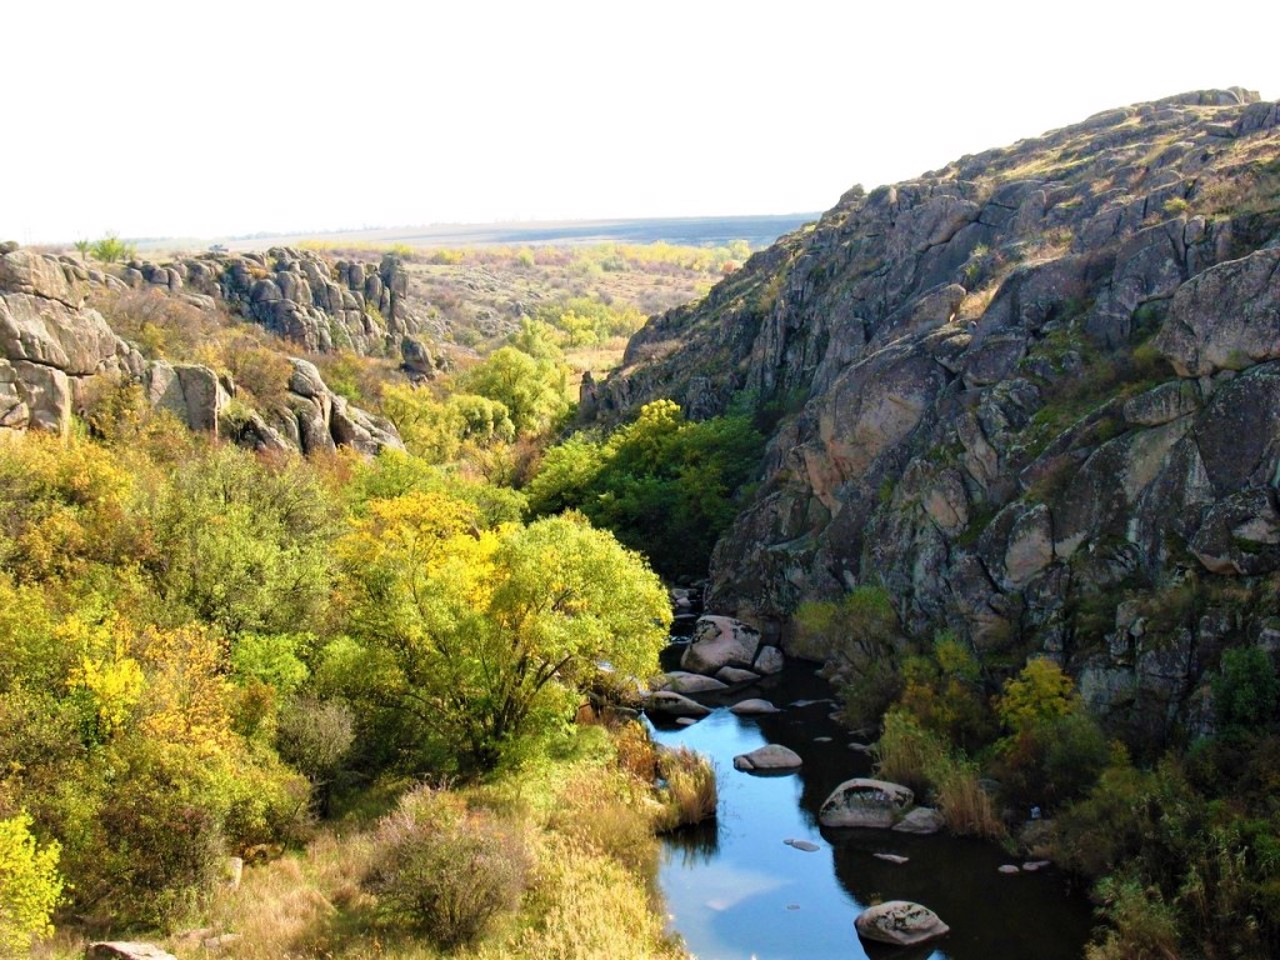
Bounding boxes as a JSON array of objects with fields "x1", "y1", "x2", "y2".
[{"x1": 648, "y1": 660, "x2": 1095, "y2": 960}]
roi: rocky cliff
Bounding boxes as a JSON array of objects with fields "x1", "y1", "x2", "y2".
[
  {"x1": 0, "y1": 243, "x2": 404, "y2": 455},
  {"x1": 591, "y1": 88, "x2": 1280, "y2": 743}
]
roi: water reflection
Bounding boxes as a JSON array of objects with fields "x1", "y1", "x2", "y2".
[{"x1": 649, "y1": 658, "x2": 1093, "y2": 960}]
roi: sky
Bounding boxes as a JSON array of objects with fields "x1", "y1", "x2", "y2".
[{"x1": 6, "y1": 0, "x2": 1277, "y2": 244}]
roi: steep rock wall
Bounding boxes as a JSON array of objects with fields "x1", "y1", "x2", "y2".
[{"x1": 591, "y1": 88, "x2": 1280, "y2": 743}]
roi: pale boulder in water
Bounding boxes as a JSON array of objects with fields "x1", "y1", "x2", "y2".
[{"x1": 855, "y1": 900, "x2": 950, "y2": 946}]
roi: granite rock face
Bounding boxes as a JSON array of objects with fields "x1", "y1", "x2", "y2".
[
  {"x1": 0, "y1": 246, "x2": 404, "y2": 457},
  {"x1": 590, "y1": 89, "x2": 1280, "y2": 746}
]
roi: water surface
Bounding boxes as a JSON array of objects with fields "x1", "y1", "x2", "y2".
[{"x1": 649, "y1": 662, "x2": 1094, "y2": 960}]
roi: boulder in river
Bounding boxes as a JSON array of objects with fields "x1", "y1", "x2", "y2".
[
  {"x1": 752, "y1": 645, "x2": 785, "y2": 675},
  {"x1": 730, "y1": 698, "x2": 779, "y2": 715},
  {"x1": 645, "y1": 691, "x2": 712, "y2": 717},
  {"x1": 716, "y1": 665, "x2": 761, "y2": 685},
  {"x1": 733, "y1": 744, "x2": 802, "y2": 772},
  {"x1": 819, "y1": 778, "x2": 914, "y2": 828},
  {"x1": 680, "y1": 615, "x2": 761, "y2": 674},
  {"x1": 658, "y1": 671, "x2": 730, "y2": 694},
  {"x1": 855, "y1": 900, "x2": 950, "y2": 946},
  {"x1": 892, "y1": 806, "x2": 946, "y2": 835}
]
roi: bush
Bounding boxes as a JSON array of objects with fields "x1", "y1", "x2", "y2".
[
  {"x1": 875, "y1": 709, "x2": 1002, "y2": 838},
  {"x1": 1085, "y1": 874, "x2": 1180, "y2": 960},
  {"x1": 367, "y1": 786, "x2": 530, "y2": 947},
  {"x1": 0, "y1": 812, "x2": 63, "y2": 955}
]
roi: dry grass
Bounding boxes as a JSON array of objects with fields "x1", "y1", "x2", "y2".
[
  {"x1": 932, "y1": 761, "x2": 1005, "y2": 840},
  {"x1": 655, "y1": 747, "x2": 718, "y2": 831},
  {"x1": 956, "y1": 279, "x2": 1001, "y2": 323}
]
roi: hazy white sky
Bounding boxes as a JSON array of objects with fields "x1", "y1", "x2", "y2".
[{"x1": 7, "y1": 0, "x2": 1276, "y2": 243}]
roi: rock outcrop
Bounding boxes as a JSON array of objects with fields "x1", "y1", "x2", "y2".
[
  {"x1": 591, "y1": 88, "x2": 1280, "y2": 746},
  {"x1": 0, "y1": 246, "x2": 404, "y2": 456}
]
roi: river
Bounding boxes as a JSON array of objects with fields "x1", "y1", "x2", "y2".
[{"x1": 647, "y1": 658, "x2": 1095, "y2": 960}]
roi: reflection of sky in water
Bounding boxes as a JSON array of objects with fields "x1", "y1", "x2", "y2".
[{"x1": 650, "y1": 667, "x2": 1089, "y2": 960}]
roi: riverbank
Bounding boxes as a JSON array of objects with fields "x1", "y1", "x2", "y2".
[{"x1": 650, "y1": 662, "x2": 1094, "y2": 960}]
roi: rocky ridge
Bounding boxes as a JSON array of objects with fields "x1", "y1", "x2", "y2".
[
  {"x1": 0, "y1": 243, "x2": 403, "y2": 455},
  {"x1": 590, "y1": 88, "x2": 1280, "y2": 745}
]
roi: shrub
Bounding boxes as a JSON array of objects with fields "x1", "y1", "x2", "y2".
[
  {"x1": 1085, "y1": 874, "x2": 1180, "y2": 960},
  {"x1": 367, "y1": 786, "x2": 529, "y2": 947},
  {"x1": 0, "y1": 812, "x2": 64, "y2": 955},
  {"x1": 875, "y1": 709, "x2": 1002, "y2": 838}
]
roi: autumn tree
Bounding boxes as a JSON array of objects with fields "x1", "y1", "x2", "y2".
[{"x1": 337, "y1": 500, "x2": 668, "y2": 772}]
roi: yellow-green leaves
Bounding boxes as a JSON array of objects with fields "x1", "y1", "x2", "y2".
[{"x1": 0, "y1": 812, "x2": 64, "y2": 956}]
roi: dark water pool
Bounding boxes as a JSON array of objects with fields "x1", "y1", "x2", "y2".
[{"x1": 648, "y1": 661, "x2": 1094, "y2": 960}]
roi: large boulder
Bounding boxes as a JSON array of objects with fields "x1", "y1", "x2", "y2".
[
  {"x1": 1155, "y1": 247, "x2": 1280, "y2": 377},
  {"x1": 892, "y1": 806, "x2": 946, "y2": 834},
  {"x1": 644, "y1": 691, "x2": 712, "y2": 718},
  {"x1": 854, "y1": 900, "x2": 950, "y2": 947},
  {"x1": 657, "y1": 671, "x2": 730, "y2": 695},
  {"x1": 733, "y1": 744, "x2": 802, "y2": 772},
  {"x1": 818, "y1": 778, "x2": 914, "y2": 828},
  {"x1": 681, "y1": 615, "x2": 761, "y2": 675}
]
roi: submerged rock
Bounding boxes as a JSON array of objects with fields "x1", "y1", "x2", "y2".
[
  {"x1": 855, "y1": 900, "x2": 950, "y2": 946},
  {"x1": 892, "y1": 806, "x2": 946, "y2": 835},
  {"x1": 874, "y1": 852, "x2": 910, "y2": 864},
  {"x1": 784, "y1": 838, "x2": 821, "y2": 852}
]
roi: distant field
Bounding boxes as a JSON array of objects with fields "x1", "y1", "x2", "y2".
[{"x1": 192, "y1": 213, "x2": 819, "y2": 254}]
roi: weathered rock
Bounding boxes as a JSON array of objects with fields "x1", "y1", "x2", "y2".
[
  {"x1": 1155, "y1": 247, "x2": 1280, "y2": 377},
  {"x1": 892, "y1": 806, "x2": 946, "y2": 834},
  {"x1": 730, "y1": 698, "x2": 780, "y2": 715},
  {"x1": 680, "y1": 615, "x2": 761, "y2": 675},
  {"x1": 819, "y1": 778, "x2": 914, "y2": 828},
  {"x1": 147, "y1": 362, "x2": 227, "y2": 434},
  {"x1": 644, "y1": 691, "x2": 712, "y2": 718},
  {"x1": 657, "y1": 672, "x2": 730, "y2": 695},
  {"x1": 733, "y1": 744, "x2": 802, "y2": 771},
  {"x1": 87, "y1": 944, "x2": 178, "y2": 960},
  {"x1": 715, "y1": 666, "x2": 761, "y2": 685},
  {"x1": 1190, "y1": 488, "x2": 1280, "y2": 575},
  {"x1": 998, "y1": 864, "x2": 1021, "y2": 874},
  {"x1": 752, "y1": 645, "x2": 785, "y2": 675},
  {"x1": 854, "y1": 900, "x2": 950, "y2": 946}
]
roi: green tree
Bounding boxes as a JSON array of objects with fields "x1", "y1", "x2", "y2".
[
  {"x1": 460, "y1": 346, "x2": 569, "y2": 437},
  {"x1": 1212, "y1": 646, "x2": 1279, "y2": 730},
  {"x1": 338, "y1": 502, "x2": 669, "y2": 771}
]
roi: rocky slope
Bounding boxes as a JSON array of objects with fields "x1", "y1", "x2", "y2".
[
  {"x1": 590, "y1": 88, "x2": 1280, "y2": 744},
  {"x1": 0, "y1": 243, "x2": 404, "y2": 455}
]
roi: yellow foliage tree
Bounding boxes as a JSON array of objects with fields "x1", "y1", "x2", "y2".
[{"x1": 0, "y1": 812, "x2": 63, "y2": 956}]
